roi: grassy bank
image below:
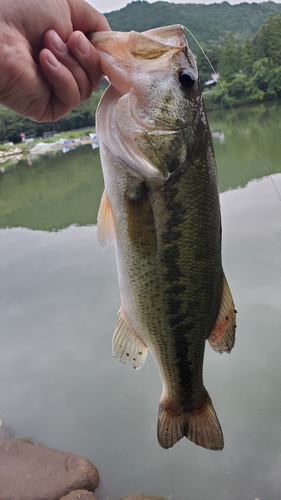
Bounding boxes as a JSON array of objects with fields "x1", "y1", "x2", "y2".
[{"x1": 0, "y1": 127, "x2": 96, "y2": 153}]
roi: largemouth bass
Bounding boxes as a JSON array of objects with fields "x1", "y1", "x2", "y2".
[{"x1": 91, "y1": 25, "x2": 236, "y2": 450}]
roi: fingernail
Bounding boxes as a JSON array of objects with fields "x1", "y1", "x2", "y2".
[
  {"x1": 47, "y1": 50, "x2": 60, "y2": 68},
  {"x1": 52, "y1": 31, "x2": 67, "y2": 54},
  {"x1": 77, "y1": 34, "x2": 91, "y2": 56}
]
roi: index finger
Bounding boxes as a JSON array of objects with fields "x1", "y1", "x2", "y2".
[{"x1": 70, "y1": 0, "x2": 110, "y2": 33}]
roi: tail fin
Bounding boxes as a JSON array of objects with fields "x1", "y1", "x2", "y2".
[{"x1": 157, "y1": 391, "x2": 224, "y2": 450}]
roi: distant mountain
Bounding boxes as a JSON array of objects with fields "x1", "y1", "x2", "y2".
[{"x1": 105, "y1": 1, "x2": 281, "y2": 50}]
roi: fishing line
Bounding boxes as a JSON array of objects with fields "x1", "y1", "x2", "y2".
[{"x1": 183, "y1": 25, "x2": 281, "y2": 203}]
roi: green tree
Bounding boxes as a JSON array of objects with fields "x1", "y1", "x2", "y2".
[
  {"x1": 268, "y1": 67, "x2": 281, "y2": 99},
  {"x1": 251, "y1": 58, "x2": 271, "y2": 95},
  {"x1": 228, "y1": 74, "x2": 248, "y2": 101},
  {"x1": 218, "y1": 33, "x2": 241, "y2": 82},
  {"x1": 197, "y1": 47, "x2": 213, "y2": 85},
  {"x1": 253, "y1": 14, "x2": 281, "y2": 67},
  {"x1": 241, "y1": 38, "x2": 253, "y2": 76},
  {"x1": 197, "y1": 44, "x2": 222, "y2": 86}
]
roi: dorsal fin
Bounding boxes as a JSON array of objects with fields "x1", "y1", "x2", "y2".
[
  {"x1": 112, "y1": 309, "x2": 148, "y2": 370},
  {"x1": 207, "y1": 274, "x2": 237, "y2": 354},
  {"x1": 97, "y1": 190, "x2": 115, "y2": 248}
]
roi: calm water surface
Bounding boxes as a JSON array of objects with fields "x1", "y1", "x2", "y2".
[{"x1": 0, "y1": 103, "x2": 281, "y2": 500}]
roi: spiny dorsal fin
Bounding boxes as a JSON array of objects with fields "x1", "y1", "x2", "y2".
[
  {"x1": 157, "y1": 389, "x2": 224, "y2": 450},
  {"x1": 112, "y1": 309, "x2": 148, "y2": 370},
  {"x1": 97, "y1": 190, "x2": 115, "y2": 248},
  {"x1": 208, "y1": 274, "x2": 237, "y2": 354}
]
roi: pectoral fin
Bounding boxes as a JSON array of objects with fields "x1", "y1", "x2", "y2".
[
  {"x1": 113, "y1": 309, "x2": 148, "y2": 369},
  {"x1": 97, "y1": 190, "x2": 115, "y2": 248},
  {"x1": 125, "y1": 182, "x2": 157, "y2": 257},
  {"x1": 208, "y1": 274, "x2": 237, "y2": 353}
]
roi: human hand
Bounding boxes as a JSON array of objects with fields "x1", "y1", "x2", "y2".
[{"x1": 0, "y1": 0, "x2": 110, "y2": 121}]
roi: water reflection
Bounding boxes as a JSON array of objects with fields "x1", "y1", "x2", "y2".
[
  {"x1": 1, "y1": 102, "x2": 281, "y2": 232},
  {"x1": 209, "y1": 102, "x2": 281, "y2": 192},
  {"x1": 0, "y1": 146, "x2": 104, "y2": 230},
  {"x1": 0, "y1": 104, "x2": 281, "y2": 499}
]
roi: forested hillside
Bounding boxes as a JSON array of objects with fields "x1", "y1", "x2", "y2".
[
  {"x1": 200, "y1": 13, "x2": 281, "y2": 108},
  {"x1": 1, "y1": 1, "x2": 281, "y2": 143},
  {"x1": 105, "y1": 0, "x2": 281, "y2": 50}
]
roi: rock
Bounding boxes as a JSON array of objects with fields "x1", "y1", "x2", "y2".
[
  {"x1": 0, "y1": 420, "x2": 14, "y2": 443},
  {"x1": 119, "y1": 495, "x2": 167, "y2": 500},
  {"x1": 0, "y1": 439, "x2": 99, "y2": 500},
  {"x1": 60, "y1": 490, "x2": 97, "y2": 500}
]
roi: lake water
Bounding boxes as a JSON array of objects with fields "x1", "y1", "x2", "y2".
[{"x1": 0, "y1": 102, "x2": 281, "y2": 500}]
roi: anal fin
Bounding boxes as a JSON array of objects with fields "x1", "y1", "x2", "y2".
[
  {"x1": 112, "y1": 309, "x2": 148, "y2": 370},
  {"x1": 97, "y1": 190, "x2": 115, "y2": 248},
  {"x1": 208, "y1": 274, "x2": 237, "y2": 353}
]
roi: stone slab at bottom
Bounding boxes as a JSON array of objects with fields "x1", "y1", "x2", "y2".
[
  {"x1": 119, "y1": 495, "x2": 167, "y2": 500},
  {"x1": 0, "y1": 439, "x2": 99, "y2": 500},
  {"x1": 60, "y1": 490, "x2": 97, "y2": 500}
]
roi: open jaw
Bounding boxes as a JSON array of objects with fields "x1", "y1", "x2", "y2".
[{"x1": 90, "y1": 25, "x2": 188, "y2": 96}]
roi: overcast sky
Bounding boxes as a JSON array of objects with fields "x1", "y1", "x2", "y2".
[{"x1": 87, "y1": 0, "x2": 281, "y2": 15}]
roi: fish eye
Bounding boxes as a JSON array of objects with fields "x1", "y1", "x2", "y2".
[{"x1": 178, "y1": 70, "x2": 196, "y2": 89}]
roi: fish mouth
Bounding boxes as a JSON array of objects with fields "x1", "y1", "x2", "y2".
[
  {"x1": 90, "y1": 25, "x2": 187, "y2": 95},
  {"x1": 90, "y1": 24, "x2": 185, "y2": 47}
]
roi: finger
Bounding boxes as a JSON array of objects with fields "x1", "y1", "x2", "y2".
[
  {"x1": 67, "y1": 31, "x2": 103, "y2": 90},
  {"x1": 39, "y1": 48, "x2": 81, "y2": 121},
  {"x1": 68, "y1": 0, "x2": 110, "y2": 33},
  {"x1": 43, "y1": 29, "x2": 93, "y2": 101}
]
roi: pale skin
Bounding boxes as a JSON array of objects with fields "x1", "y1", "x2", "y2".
[{"x1": 0, "y1": 0, "x2": 110, "y2": 121}]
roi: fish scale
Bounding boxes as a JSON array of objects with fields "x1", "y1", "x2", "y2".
[
  {"x1": 157, "y1": 153, "x2": 222, "y2": 395},
  {"x1": 91, "y1": 25, "x2": 236, "y2": 450}
]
